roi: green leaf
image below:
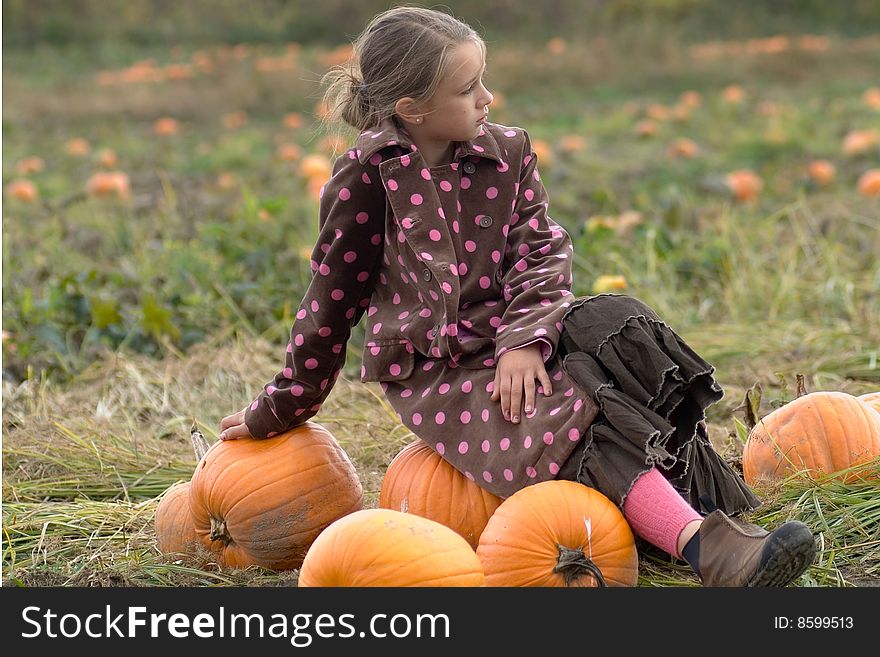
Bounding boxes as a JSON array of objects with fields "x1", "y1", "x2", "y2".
[
  {"x1": 140, "y1": 294, "x2": 180, "y2": 341},
  {"x1": 733, "y1": 416, "x2": 750, "y2": 446},
  {"x1": 90, "y1": 297, "x2": 122, "y2": 329}
]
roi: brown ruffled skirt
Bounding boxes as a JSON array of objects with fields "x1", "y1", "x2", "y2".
[{"x1": 555, "y1": 294, "x2": 760, "y2": 517}]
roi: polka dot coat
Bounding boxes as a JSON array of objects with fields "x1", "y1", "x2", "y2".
[{"x1": 244, "y1": 118, "x2": 599, "y2": 498}]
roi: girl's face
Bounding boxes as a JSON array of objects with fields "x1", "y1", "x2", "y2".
[{"x1": 414, "y1": 39, "x2": 494, "y2": 143}]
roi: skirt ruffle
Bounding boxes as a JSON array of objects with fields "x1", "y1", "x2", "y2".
[{"x1": 555, "y1": 294, "x2": 760, "y2": 516}]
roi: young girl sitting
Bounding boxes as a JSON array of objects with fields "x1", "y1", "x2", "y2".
[{"x1": 220, "y1": 5, "x2": 816, "y2": 587}]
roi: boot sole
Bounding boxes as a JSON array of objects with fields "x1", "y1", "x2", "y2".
[{"x1": 747, "y1": 522, "x2": 817, "y2": 587}]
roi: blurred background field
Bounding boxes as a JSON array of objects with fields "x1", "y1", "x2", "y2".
[{"x1": 2, "y1": 0, "x2": 879, "y2": 586}]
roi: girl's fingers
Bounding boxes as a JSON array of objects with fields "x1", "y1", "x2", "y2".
[{"x1": 219, "y1": 422, "x2": 249, "y2": 441}]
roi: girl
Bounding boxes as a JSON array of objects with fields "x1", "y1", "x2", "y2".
[{"x1": 219, "y1": 5, "x2": 816, "y2": 587}]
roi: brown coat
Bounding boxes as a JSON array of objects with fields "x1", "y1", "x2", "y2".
[{"x1": 245, "y1": 117, "x2": 599, "y2": 498}]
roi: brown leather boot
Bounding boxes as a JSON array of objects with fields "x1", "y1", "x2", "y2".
[{"x1": 696, "y1": 510, "x2": 817, "y2": 587}]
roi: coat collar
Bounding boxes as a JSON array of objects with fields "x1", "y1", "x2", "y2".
[{"x1": 355, "y1": 116, "x2": 504, "y2": 166}]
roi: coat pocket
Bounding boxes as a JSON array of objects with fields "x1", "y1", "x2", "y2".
[{"x1": 360, "y1": 339, "x2": 416, "y2": 382}]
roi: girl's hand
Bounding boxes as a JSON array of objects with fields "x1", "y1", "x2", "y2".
[
  {"x1": 219, "y1": 407, "x2": 254, "y2": 441},
  {"x1": 490, "y1": 344, "x2": 553, "y2": 424}
]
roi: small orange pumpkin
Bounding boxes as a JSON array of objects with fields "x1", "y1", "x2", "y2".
[
  {"x1": 154, "y1": 481, "x2": 198, "y2": 556},
  {"x1": 725, "y1": 169, "x2": 764, "y2": 201},
  {"x1": 857, "y1": 169, "x2": 880, "y2": 196},
  {"x1": 298, "y1": 508, "x2": 485, "y2": 587},
  {"x1": 379, "y1": 440, "x2": 502, "y2": 548},
  {"x1": 743, "y1": 391, "x2": 880, "y2": 485},
  {"x1": 476, "y1": 480, "x2": 638, "y2": 587},
  {"x1": 188, "y1": 421, "x2": 363, "y2": 570}
]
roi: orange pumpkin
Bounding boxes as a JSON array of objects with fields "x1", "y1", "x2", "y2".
[
  {"x1": 379, "y1": 440, "x2": 502, "y2": 548},
  {"x1": 806, "y1": 159, "x2": 836, "y2": 186},
  {"x1": 743, "y1": 391, "x2": 880, "y2": 485},
  {"x1": 857, "y1": 169, "x2": 880, "y2": 196},
  {"x1": 86, "y1": 171, "x2": 131, "y2": 199},
  {"x1": 725, "y1": 169, "x2": 764, "y2": 201},
  {"x1": 154, "y1": 481, "x2": 198, "y2": 556},
  {"x1": 858, "y1": 392, "x2": 880, "y2": 414},
  {"x1": 298, "y1": 508, "x2": 485, "y2": 587},
  {"x1": 476, "y1": 480, "x2": 638, "y2": 587},
  {"x1": 5, "y1": 179, "x2": 39, "y2": 203},
  {"x1": 188, "y1": 421, "x2": 363, "y2": 570}
]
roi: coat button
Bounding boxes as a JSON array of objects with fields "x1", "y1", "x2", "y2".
[
  {"x1": 463, "y1": 162, "x2": 476, "y2": 174},
  {"x1": 478, "y1": 215, "x2": 493, "y2": 228},
  {"x1": 422, "y1": 268, "x2": 432, "y2": 282}
]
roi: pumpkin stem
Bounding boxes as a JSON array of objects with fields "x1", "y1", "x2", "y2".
[
  {"x1": 209, "y1": 516, "x2": 233, "y2": 544},
  {"x1": 554, "y1": 544, "x2": 608, "y2": 587},
  {"x1": 190, "y1": 420, "x2": 211, "y2": 463},
  {"x1": 796, "y1": 374, "x2": 808, "y2": 398}
]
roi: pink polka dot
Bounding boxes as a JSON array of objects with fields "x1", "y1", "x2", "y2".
[
  {"x1": 462, "y1": 380, "x2": 473, "y2": 393},
  {"x1": 411, "y1": 193, "x2": 423, "y2": 205},
  {"x1": 461, "y1": 177, "x2": 471, "y2": 190},
  {"x1": 543, "y1": 432, "x2": 555, "y2": 445},
  {"x1": 412, "y1": 412, "x2": 422, "y2": 425},
  {"x1": 282, "y1": 367, "x2": 293, "y2": 378},
  {"x1": 388, "y1": 179, "x2": 398, "y2": 191},
  {"x1": 400, "y1": 154, "x2": 410, "y2": 166},
  {"x1": 458, "y1": 441, "x2": 469, "y2": 454},
  {"x1": 435, "y1": 411, "x2": 446, "y2": 424},
  {"x1": 504, "y1": 130, "x2": 517, "y2": 137},
  {"x1": 486, "y1": 186, "x2": 498, "y2": 199},
  {"x1": 389, "y1": 363, "x2": 401, "y2": 376},
  {"x1": 436, "y1": 442, "x2": 445, "y2": 455},
  {"x1": 440, "y1": 180, "x2": 452, "y2": 192},
  {"x1": 482, "y1": 471, "x2": 493, "y2": 483},
  {"x1": 460, "y1": 410, "x2": 471, "y2": 424},
  {"x1": 526, "y1": 466, "x2": 537, "y2": 478},
  {"x1": 438, "y1": 383, "x2": 451, "y2": 394},
  {"x1": 568, "y1": 427, "x2": 581, "y2": 441},
  {"x1": 291, "y1": 385, "x2": 304, "y2": 396},
  {"x1": 421, "y1": 168, "x2": 431, "y2": 180},
  {"x1": 305, "y1": 358, "x2": 318, "y2": 369},
  {"x1": 499, "y1": 438, "x2": 510, "y2": 451},
  {"x1": 250, "y1": 400, "x2": 259, "y2": 410},
  {"x1": 524, "y1": 435, "x2": 533, "y2": 449},
  {"x1": 503, "y1": 468, "x2": 514, "y2": 481},
  {"x1": 524, "y1": 188, "x2": 535, "y2": 202},
  {"x1": 338, "y1": 187, "x2": 351, "y2": 201},
  {"x1": 481, "y1": 440, "x2": 491, "y2": 453},
  {"x1": 549, "y1": 462, "x2": 560, "y2": 475},
  {"x1": 481, "y1": 408, "x2": 490, "y2": 422}
]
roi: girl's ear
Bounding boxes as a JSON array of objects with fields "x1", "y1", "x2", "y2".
[{"x1": 394, "y1": 97, "x2": 424, "y2": 126}]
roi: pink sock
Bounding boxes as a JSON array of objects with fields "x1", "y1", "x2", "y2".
[{"x1": 621, "y1": 467, "x2": 702, "y2": 558}]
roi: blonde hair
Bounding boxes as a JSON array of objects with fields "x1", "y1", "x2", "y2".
[{"x1": 320, "y1": 5, "x2": 485, "y2": 133}]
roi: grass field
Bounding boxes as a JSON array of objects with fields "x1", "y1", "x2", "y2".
[{"x1": 3, "y1": 25, "x2": 879, "y2": 586}]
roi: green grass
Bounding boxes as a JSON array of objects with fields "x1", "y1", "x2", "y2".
[{"x1": 2, "y1": 28, "x2": 879, "y2": 586}]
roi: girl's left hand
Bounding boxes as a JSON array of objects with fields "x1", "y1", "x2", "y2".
[{"x1": 490, "y1": 344, "x2": 553, "y2": 424}]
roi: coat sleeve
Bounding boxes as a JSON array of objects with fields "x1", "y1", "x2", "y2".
[
  {"x1": 494, "y1": 129, "x2": 575, "y2": 365},
  {"x1": 244, "y1": 150, "x2": 385, "y2": 438}
]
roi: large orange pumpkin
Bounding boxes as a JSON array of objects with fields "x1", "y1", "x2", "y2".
[
  {"x1": 154, "y1": 481, "x2": 198, "y2": 556},
  {"x1": 476, "y1": 480, "x2": 638, "y2": 587},
  {"x1": 379, "y1": 440, "x2": 502, "y2": 548},
  {"x1": 188, "y1": 421, "x2": 363, "y2": 570},
  {"x1": 298, "y1": 508, "x2": 485, "y2": 587},
  {"x1": 743, "y1": 391, "x2": 880, "y2": 485}
]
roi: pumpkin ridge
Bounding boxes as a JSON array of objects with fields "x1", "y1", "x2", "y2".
[{"x1": 222, "y1": 459, "x2": 351, "y2": 521}]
